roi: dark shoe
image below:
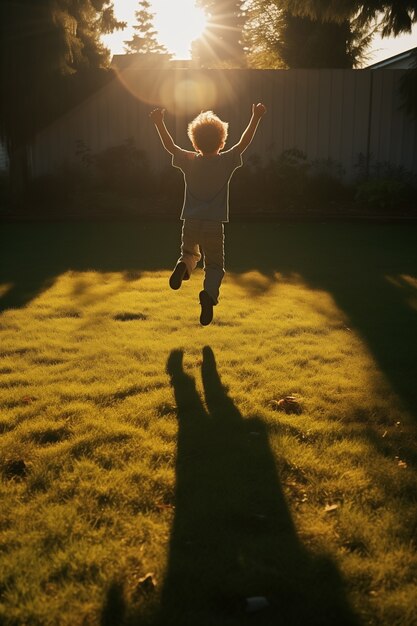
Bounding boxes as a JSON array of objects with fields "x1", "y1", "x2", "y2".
[
  {"x1": 199, "y1": 290, "x2": 214, "y2": 326},
  {"x1": 169, "y1": 262, "x2": 187, "y2": 290}
]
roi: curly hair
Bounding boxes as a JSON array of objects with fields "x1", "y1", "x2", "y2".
[{"x1": 187, "y1": 111, "x2": 229, "y2": 154}]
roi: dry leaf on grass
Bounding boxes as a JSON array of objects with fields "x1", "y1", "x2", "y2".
[
  {"x1": 324, "y1": 503, "x2": 339, "y2": 513},
  {"x1": 271, "y1": 396, "x2": 303, "y2": 415}
]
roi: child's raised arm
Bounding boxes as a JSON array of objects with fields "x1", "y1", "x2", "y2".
[
  {"x1": 149, "y1": 108, "x2": 177, "y2": 155},
  {"x1": 233, "y1": 103, "x2": 266, "y2": 154}
]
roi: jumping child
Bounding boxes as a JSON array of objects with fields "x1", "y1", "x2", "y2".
[{"x1": 150, "y1": 103, "x2": 266, "y2": 325}]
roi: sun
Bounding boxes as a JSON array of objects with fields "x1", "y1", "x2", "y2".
[
  {"x1": 153, "y1": 0, "x2": 207, "y2": 59},
  {"x1": 102, "y1": 0, "x2": 207, "y2": 60}
]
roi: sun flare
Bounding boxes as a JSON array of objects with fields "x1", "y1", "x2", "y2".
[{"x1": 102, "y1": 0, "x2": 207, "y2": 60}]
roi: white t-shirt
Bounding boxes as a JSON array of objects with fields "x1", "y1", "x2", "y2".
[{"x1": 172, "y1": 146, "x2": 243, "y2": 222}]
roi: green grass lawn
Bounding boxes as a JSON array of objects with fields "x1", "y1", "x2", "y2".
[{"x1": 0, "y1": 220, "x2": 417, "y2": 626}]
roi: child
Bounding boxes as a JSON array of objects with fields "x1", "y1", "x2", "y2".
[{"x1": 150, "y1": 103, "x2": 266, "y2": 325}]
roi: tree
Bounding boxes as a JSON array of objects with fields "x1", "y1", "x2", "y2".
[
  {"x1": 193, "y1": 0, "x2": 246, "y2": 67},
  {"x1": 244, "y1": 0, "x2": 375, "y2": 68},
  {"x1": 243, "y1": 1, "x2": 284, "y2": 68},
  {"x1": 276, "y1": 12, "x2": 374, "y2": 68},
  {"x1": 0, "y1": 0, "x2": 124, "y2": 199},
  {"x1": 124, "y1": 0, "x2": 170, "y2": 56},
  {"x1": 269, "y1": 0, "x2": 417, "y2": 37}
]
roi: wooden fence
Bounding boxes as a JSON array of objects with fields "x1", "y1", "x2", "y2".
[
  {"x1": 30, "y1": 68, "x2": 417, "y2": 180},
  {"x1": 0, "y1": 142, "x2": 8, "y2": 172}
]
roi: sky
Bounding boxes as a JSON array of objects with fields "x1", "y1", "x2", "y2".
[
  {"x1": 102, "y1": 0, "x2": 417, "y2": 65},
  {"x1": 368, "y1": 28, "x2": 417, "y2": 65}
]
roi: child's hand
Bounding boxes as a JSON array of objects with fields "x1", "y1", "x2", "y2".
[
  {"x1": 252, "y1": 103, "x2": 267, "y2": 119},
  {"x1": 149, "y1": 108, "x2": 165, "y2": 124}
]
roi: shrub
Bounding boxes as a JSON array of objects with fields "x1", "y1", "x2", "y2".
[
  {"x1": 234, "y1": 151, "x2": 352, "y2": 213},
  {"x1": 354, "y1": 155, "x2": 417, "y2": 211},
  {"x1": 74, "y1": 138, "x2": 153, "y2": 197},
  {"x1": 231, "y1": 153, "x2": 266, "y2": 212},
  {"x1": 355, "y1": 178, "x2": 412, "y2": 210},
  {"x1": 305, "y1": 158, "x2": 353, "y2": 209},
  {"x1": 24, "y1": 163, "x2": 89, "y2": 212},
  {"x1": 18, "y1": 143, "x2": 416, "y2": 218},
  {"x1": 92, "y1": 139, "x2": 152, "y2": 197},
  {"x1": 263, "y1": 149, "x2": 310, "y2": 210}
]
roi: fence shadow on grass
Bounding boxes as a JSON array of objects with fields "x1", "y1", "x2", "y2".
[
  {"x1": 0, "y1": 221, "x2": 178, "y2": 313},
  {"x1": 227, "y1": 222, "x2": 417, "y2": 425},
  {"x1": 134, "y1": 346, "x2": 359, "y2": 626}
]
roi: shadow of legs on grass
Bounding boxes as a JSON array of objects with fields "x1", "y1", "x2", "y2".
[{"x1": 147, "y1": 346, "x2": 360, "y2": 626}]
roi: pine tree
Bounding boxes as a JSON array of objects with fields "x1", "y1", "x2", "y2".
[{"x1": 124, "y1": 0, "x2": 169, "y2": 56}]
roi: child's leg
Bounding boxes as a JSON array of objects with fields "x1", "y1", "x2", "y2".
[
  {"x1": 177, "y1": 219, "x2": 202, "y2": 277},
  {"x1": 200, "y1": 222, "x2": 225, "y2": 305}
]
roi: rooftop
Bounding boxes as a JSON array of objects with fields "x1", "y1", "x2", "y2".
[{"x1": 367, "y1": 45, "x2": 417, "y2": 69}]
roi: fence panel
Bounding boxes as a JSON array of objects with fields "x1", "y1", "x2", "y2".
[{"x1": 30, "y1": 69, "x2": 417, "y2": 181}]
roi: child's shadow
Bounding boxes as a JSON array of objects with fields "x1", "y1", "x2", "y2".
[{"x1": 156, "y1": 346, "x2": 359, "y2": 626}]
